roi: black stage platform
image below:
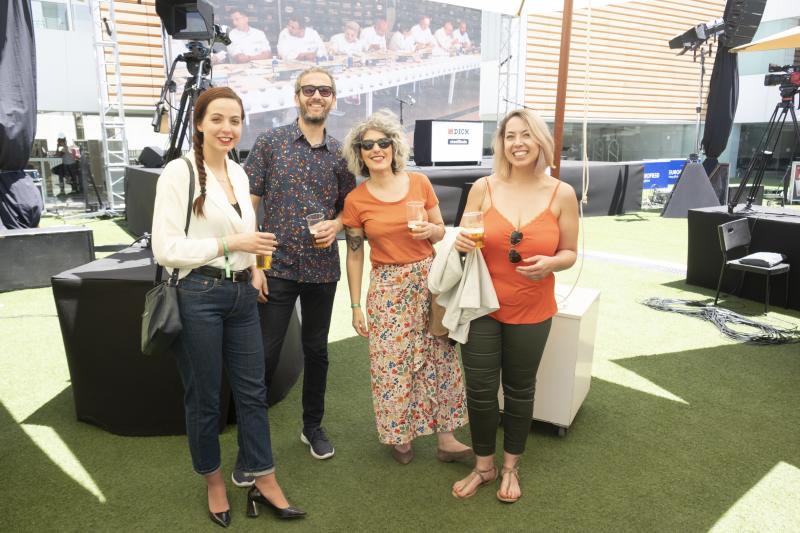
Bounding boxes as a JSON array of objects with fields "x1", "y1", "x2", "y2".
[
  {"x1": 687, "y1": 206, "x2": 799, "y2": 310},
  {"x1": 125, "y1": 160, "x2": 643, "y2": 235},
  {"x1": 52, "y1": 245, "x2": 303, "y2": 436}
]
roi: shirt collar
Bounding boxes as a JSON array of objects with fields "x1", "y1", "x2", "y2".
[{"x1": 291, "y1": 120, "x2": 331, "y2": 150}]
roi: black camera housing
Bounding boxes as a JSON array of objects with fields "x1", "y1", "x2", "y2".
[
  {"x1": 764, "y1": 63, "x2": 800, "y2": 87},
  {"x1": 156, "y1": 0, "x2": 214, "y2": 41}
]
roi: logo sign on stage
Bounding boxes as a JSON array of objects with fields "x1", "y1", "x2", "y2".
[{"x1": 431, "y1": 120, "x2": 483, "y2": 164}]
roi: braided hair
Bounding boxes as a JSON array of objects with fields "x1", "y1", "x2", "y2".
[{"x1": 191, "y1": 87, "x2": 245, "y2": 217}]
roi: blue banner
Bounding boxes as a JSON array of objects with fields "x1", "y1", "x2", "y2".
[{"x1": 643, "y1": 159, "x2": 687, "y2": 190}]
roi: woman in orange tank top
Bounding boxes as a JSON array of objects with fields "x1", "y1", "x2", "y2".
[{"x1": 450, "y1": 109, "x2": 579, "y2": 503}]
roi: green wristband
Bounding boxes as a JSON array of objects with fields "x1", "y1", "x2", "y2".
[
  {"x1": 221, "y1": 237, "x2": 231, "y2": 278},
  {"x1": 351, "y1": 303, "x2": 361, "y2": 309}
]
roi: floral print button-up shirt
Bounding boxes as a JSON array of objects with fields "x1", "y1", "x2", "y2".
[{"x1": 245, "y1": 121, "x2": 355, "y2": 283}]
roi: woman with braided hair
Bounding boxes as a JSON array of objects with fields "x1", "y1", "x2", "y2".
[{"x1": 152, "y1": 87, "x2": 306, "y2": 527}]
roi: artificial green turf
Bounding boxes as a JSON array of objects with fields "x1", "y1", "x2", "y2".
[{"x1": 2, "y1": 213, "x2": 799, "y2": 532}]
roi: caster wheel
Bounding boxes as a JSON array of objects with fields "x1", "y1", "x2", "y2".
[{"x1": 557, "y1": 427, "x2": 566, "y2": 437}]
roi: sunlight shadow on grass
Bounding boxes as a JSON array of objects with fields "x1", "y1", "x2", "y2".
[
  {"x1": 593, "y1": 359, "x2": 687, "y2": 404},
  {"x1": 20, "y1": 423, "x2": 106, "y2": 503},
  {"x1": 710, "y1": 461, "x2": 800, "y2": 533}
]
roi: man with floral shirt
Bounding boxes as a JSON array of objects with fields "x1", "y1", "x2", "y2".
[{"x1": 238, "y1": 67, "x2": 354, "y2": 483}]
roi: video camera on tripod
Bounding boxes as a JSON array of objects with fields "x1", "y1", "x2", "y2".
[
  {"x1": 152, "y1": 0, "x2": 231, "y2": 162},
  {"x1": 728, "y1": 63, "x2": 800, "y2": 213},
  {"x1": 764, "y1": 64, "x2": 800, "y2": 93}
]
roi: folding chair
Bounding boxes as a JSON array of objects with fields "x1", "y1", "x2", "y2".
[{"x1": 714, "y1": 218, "x2": 790, "y2": 313}]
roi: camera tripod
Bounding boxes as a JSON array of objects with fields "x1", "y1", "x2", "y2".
[
  {"x1": 728, "y1": 85, "x2": 800, "y2": 213},
  {"x1": 159, "y1": 44, "x2": 213, "y2": 163}
]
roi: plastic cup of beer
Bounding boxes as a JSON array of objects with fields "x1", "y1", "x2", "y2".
[
  {"x1": 406, "y1": 201, "x2": 425, "y2": 235},
  {"x1": 256, "y1": 225, "x2": 272, "y2": 269},
  {"x1": 461, "y1": 211, "x2": 485, "y2": 249},
  {"x1": 256, "y1": 253, "x2": 272, "y2": 270},
  {"x1": 306, "y1": 212, "x2": 327, "y2": 248}
]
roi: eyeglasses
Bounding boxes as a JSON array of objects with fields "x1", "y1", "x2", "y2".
[
  {"x1": 359, "y1": 138, "x2": 393, "y2": 150},
  {"x1": 508, "y1": 230, "x2": 523, "y2": 263},
  {"x1": 299, "y1": 85, "x2": 334, "y2": 97}
]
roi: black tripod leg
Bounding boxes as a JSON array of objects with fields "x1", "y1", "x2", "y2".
[{"x1": 729, "y1": 104, "x2": 782, "y2": 211}]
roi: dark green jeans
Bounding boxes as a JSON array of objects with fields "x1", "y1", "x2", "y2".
[{"x1": 460, "y1": 315, "x2": 552, "y2": 456}]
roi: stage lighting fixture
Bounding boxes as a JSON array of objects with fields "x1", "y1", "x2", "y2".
[
  {"x1": 155, "y1": 0, "x2": 214, "y2": 41},
  {"x1": 668, "y1": 18, "x2": 725, "y2": 54}
]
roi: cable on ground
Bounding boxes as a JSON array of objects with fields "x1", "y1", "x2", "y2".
[{"x1": 641, "y1": 297, "x2": 800, "y2": 345}]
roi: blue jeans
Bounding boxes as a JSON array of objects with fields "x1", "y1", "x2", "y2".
[{"x1": 173, "y1": 271, "x2": 274, "y2": 476}]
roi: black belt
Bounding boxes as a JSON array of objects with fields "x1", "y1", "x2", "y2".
[{"x1": 192, "y1": 265, "x2": 251, "y2": 282}]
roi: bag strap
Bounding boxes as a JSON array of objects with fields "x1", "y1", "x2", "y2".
[{"x1": 156, "y1": 157, "x2": 196, "y2": 284}]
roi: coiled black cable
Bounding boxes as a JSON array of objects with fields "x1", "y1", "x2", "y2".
[{"x1": 641, "y1": 298, "x2": 800, "y2": 345}]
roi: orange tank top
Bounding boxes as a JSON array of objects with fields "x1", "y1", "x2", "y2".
[{"x1": 481, "y1": 179, "x2": 561, "y2": 324}]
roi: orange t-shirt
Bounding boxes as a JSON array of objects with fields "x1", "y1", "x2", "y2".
[
  {"x1": 481, "y1": 180, "x2": 561, "y2": 324},
  {"x1": 342, "y1": 172, "x2": 437, "y2": 266}
]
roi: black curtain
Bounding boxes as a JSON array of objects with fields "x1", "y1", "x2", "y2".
[
  {"x1": 0, "y1": 0, "x2": 37, "y2": 170},
  {"x1": 1, "y1": 0, "x2": 41, "y2": 229},
  {"x1": 702, "y1": 46, "x2": 738, "y2": 162}
]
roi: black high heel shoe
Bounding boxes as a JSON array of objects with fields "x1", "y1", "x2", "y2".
[
  {"x1": 208, "y1": 510, "x2": 231, "y2": 528},
  {"x1": 246, "y1": 486, "x2": 306, "y2": 519}
]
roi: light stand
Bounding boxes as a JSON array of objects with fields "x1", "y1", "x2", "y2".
[
  {"x1": 395, "y1": 96, "x2": 415, "y2": 126},
  {"x1": 728, "y1": 83, "x2": 800, "y2": 213},
  {"x1": 692, "y1": 45, "x2": 710, "y2": 158}
]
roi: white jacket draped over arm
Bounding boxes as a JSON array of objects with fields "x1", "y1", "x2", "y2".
[{"x1": 428, "y1": 227, "x2": 499, "y2": 343}]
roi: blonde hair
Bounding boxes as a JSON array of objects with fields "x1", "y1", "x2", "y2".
[
  {"x1": 343, "y1": 110, "x2": 410, "y2": 177},
  {"x1": 492, "y1": 108, "x2": 554, "y2": 179}
]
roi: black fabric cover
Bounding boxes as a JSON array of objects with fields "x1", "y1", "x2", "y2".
[
  {"x1": 662, "y1": 161, "x2": 720, "y2": 218},
  {"x1": 701, "y1": 46, "x2": 738, "y2": 160},
  {"x1": 0, "y1": 170, "x2": 42, "y2": 229},
  {"x1": 0, "y1": 0, "x2": 37, "y2": 170},
  {"x1": 52, "y1": 246, "x2": 303, "y2": 435},
  {"x1": 686, "y1": 206, "x2": 799, "y2": 310}
]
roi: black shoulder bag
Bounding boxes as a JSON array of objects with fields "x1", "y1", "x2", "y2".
[{"x1": 141, "y1": 157, "x2": 195, "y2": 356}]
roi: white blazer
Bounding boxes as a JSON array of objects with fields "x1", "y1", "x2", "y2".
[
  {"x1": 428, "y1": 227, "x2": 499, "y2": 343},
  {"x1": 151, "y1": 152, "x2": 256, "y2": 279}
]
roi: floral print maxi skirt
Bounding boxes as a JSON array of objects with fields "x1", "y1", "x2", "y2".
[{"x1": 366, "y1": 256, "x2": 468, "y2": 445}]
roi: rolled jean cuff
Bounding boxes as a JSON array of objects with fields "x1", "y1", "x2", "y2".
[
  {"x1": 248, "y1": 465, "x2": 276, "y2": 477},
  {"x1": 195, "y1": 463, "x2": 222, "y2": 476}
]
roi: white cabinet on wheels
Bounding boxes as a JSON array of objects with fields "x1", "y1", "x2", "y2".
[{"x1": 499, "y1": 285, "x2": 600, "y2": 437}]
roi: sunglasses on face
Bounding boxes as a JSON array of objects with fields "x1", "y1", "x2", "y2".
[
  {"x1": 508, "y1": 230, "x2": 523, "y2": 263},
  {"x1": 359, "y1": 138, "x2": 393, "y2": 150},
  {"x1": 299, "y1": 85, "x2": 334, "y2": 97}
]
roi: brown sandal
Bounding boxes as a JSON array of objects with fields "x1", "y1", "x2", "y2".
[
  {"x1": 496, "y1": 464, "x2": 521, "y2": 503},
  {"x1": 451, "y1": 465, "x2": 497, "y2": 500}
]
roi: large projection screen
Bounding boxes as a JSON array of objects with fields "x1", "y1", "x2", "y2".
[{"x1": 169, "y1": 0, "x2": 483, "y2": 151}]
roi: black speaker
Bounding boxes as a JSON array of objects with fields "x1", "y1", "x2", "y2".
[
  {"x1": 139, "y1": 145, "x2": 164, "y2": 168},
  {"x1": 414, "y1": 120, "x2": 434, "y2": 166},
  {"x1": 0, "y1": 226, "x2": 95, "y2": 291},
  {"x1": 721, "y1": 0, "x2": 767, "y2": 48}
]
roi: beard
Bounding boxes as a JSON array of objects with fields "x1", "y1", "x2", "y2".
[{"x1": 299, "y1": 100, "x2": 330, "y2": 125}]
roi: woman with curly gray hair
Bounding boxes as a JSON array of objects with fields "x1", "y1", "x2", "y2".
[{"x1": 341, "y1": 110, "x2": 472, "y2": 465}]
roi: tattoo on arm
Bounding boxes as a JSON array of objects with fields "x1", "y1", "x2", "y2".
[{"x1": 346, "y1": 233, "x2": 363, "y2": 252}]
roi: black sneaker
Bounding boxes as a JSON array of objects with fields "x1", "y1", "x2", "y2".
[
  {"x1": 300, "y1": 427, "x2": 335, "y2": 460},
  {"x1": 231, "y1": 467, "x2": 255, "y2": 487}
]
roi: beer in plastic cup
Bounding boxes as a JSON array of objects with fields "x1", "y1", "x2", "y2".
[
  {"x1": 461, "y1": 211, "x2": 485, "y2": 249},
  {"x1": 306, "y1": 212, "x2": 327, "y2": 248}
]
